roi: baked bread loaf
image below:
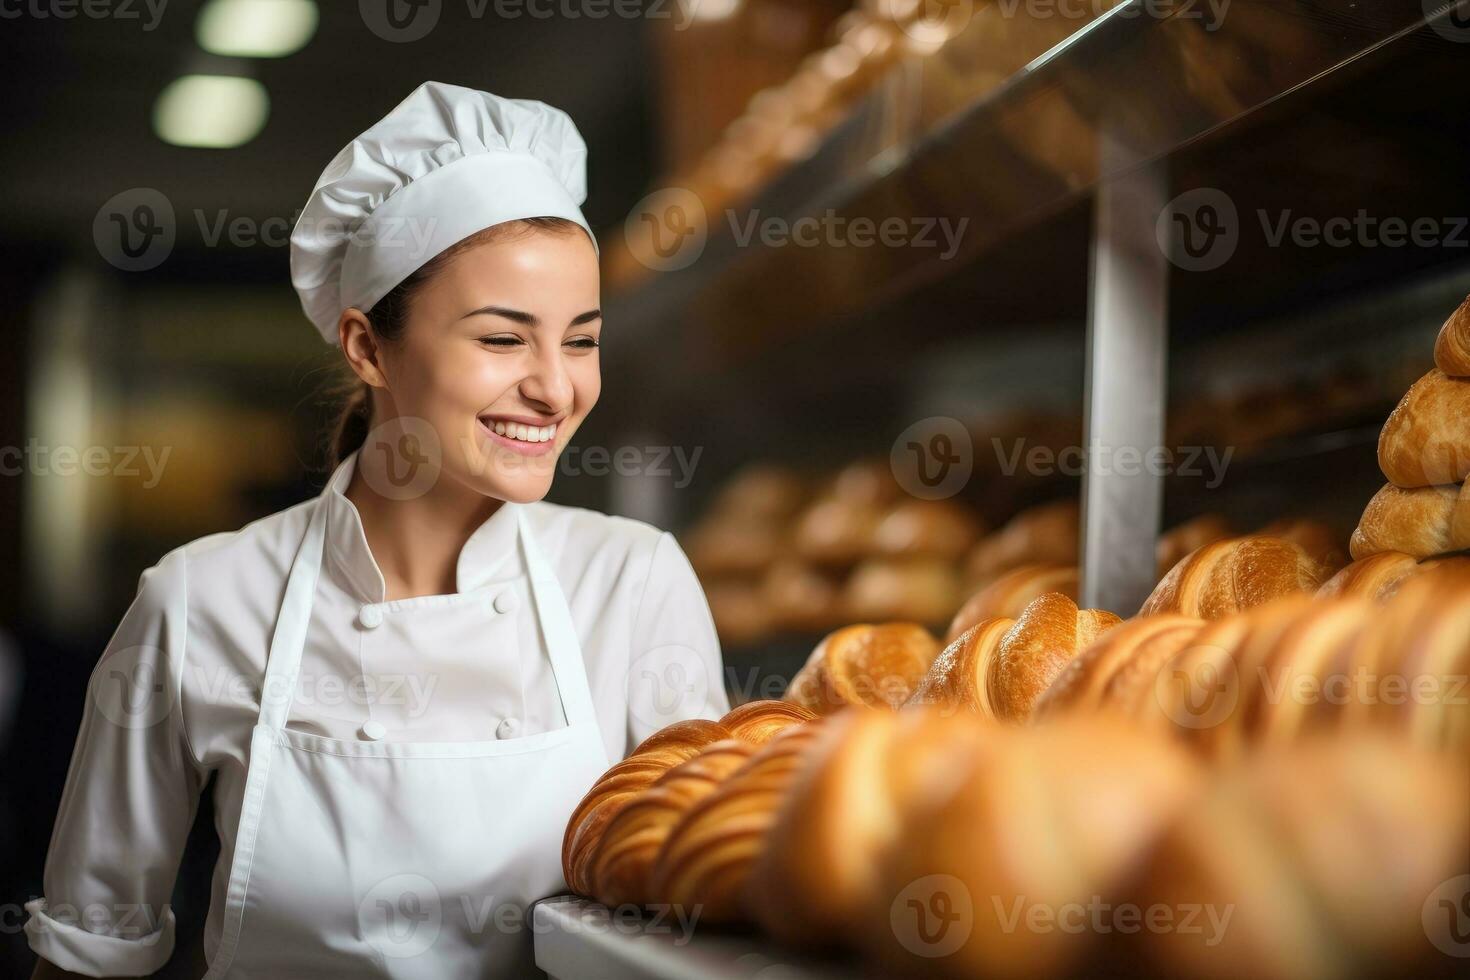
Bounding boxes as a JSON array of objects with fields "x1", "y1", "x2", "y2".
[
  {"x1": 793, "y1": 495, "x2": 883, "y2": 567},
  {"x1": 1032, "y1": 613, "x2": 1205, "y2": 719},
  {"x1": 707, "y1": 465, "x2": 807, "y2": 523},
  {"x1": 702, "y1": 579, "x2": 773, "y2": 647},
  {"x1": 591, "y1": 739, "x2": 756, "y2": 908},
  {"x1": 1141, "y1": 536, "x2": 1330, "y2": 620},
  {"x1": 843, "y1": 557, "x2": 961, "y2": 625},
  {"x1": 870, "y1": 718, "x2": 1201, "y2": 980},
  {"x1": 1378, "y1": 368, "x2": 1470, "y2": 487},
  {"x1": 947, "y1": 562, "x2": 1078, "y2": 641},
  {"x1": 1433, "y1": 292, "x2": 1470, "y2": 376},
  {"x1": 1157, "y1": 514, "x2": 1234, "y2": 578},
  {"x1": 1350, "y1": 481, "x2": 1470, "y2": 559},
  {"x1": 785, "y1": 623, "x2": 941, "y2": 714},
  {"x1": 1123, "y1": 733, "x2": 1470, "y2": 980},
  {"x1": 650, "y1": 720, "x2": 828, "y2": 924},
  {"x1": 1316, "y1": 551, "x2": 1423, "y2": 600},
  {"x1": 908, "y1": 592, "x2": 1122, "y2": 721},
  {"x1": 1254, "y1": 518, "x2": 1347, "y2": 574},
  {"x1": 872, "y1": 498, "x2": 985, "y2": 561},
  {"x1": 964, "y1": 499, "x2": 1079, "y2": 586},
  {"x1": 760, "y1": 558, "x2": 846, "y2": 633},
  {"x1": 747, "y1": 708, "x2": 993, "y2": 949}
]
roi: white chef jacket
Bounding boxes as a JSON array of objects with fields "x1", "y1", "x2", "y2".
[{"x1": 25, "y1": 449, "x2": 730, "y2": 978}]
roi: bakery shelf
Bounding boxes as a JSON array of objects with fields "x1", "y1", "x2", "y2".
[{"x1": 533, "y1": 896, "x2": 858, "y2": 980}]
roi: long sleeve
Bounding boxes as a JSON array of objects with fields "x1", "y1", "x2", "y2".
[
  {"x1": 624, "y1": 531, "x2": 731, "y2": 748},
  {"x1": 25, "y1": 547, "x2": 205, "y2": 978}
]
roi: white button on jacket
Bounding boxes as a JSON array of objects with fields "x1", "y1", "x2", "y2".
[{"x1": 24, "y1": 447, "x2": 730, "y2": 978}]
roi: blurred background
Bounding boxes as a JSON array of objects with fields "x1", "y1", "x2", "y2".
[{"x1": 3, "y1": 0, "x2": 1470, "y2": 974}]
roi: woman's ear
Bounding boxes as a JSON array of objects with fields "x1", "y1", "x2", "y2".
[{"x1": 339, "y1": 308, "x2": 389, "y2": 388}]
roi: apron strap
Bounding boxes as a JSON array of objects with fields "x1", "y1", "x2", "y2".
[
  {"x1": 516, "y1": 507, "x2": 601, "y2": 732},
  {"x1": 259, "y1": 497, "x2": 329, "y2": 732}
]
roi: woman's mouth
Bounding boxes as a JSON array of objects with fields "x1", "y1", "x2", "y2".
[{"x1": 477, "y1": 415, "x2": 559, "y2": 457}]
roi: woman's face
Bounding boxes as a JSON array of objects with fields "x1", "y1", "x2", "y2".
[{"x1": 354, "y1": 226, "x2": 602, "y2": 504}]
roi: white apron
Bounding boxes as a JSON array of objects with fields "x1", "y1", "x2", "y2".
[{"x1": 202, "y1": 498, "x2": 609, "y2": 979}]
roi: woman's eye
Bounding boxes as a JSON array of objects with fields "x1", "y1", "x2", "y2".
[
  {"x1": 565, "y1": 337, "x2": 600, "y2": 350},
  {"x1": 478, "y1": 335, "x2": 523, "y2": 347}
]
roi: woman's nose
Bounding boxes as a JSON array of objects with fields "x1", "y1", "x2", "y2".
[{"x1": 519, "y1": 344, "x2": 574, "y2": 411}]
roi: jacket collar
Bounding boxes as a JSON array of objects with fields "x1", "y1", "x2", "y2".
[{"x1": 319, "y1": 448, "x2": 522, "y2": 604}]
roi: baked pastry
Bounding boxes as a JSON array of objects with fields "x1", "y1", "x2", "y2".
[
  {"x1": 826, "y1": 457, "x2": 903, "y2": 507},
  {"x1": 947, "y1": 562, "x2": 1078, "y2": 641},
  {"x1": 650, "y1": 721, "x2": 828, "y2": 924},
  {"x1": 1123, "y1": 733, "x2": 1470, "y2": 980},
  {"x1": 1433, "y1": 292, "x2": 1470, "y2": 376},
  {"x1": 1378, "y1": 368, "x2": 1470, "y2": 487},
  {"x1": 792, "y1": 495, "x2": 883, "y2": 567},
  {"x1": 747, "y1": 708, "x2": 994, "y2": 949},
  {"x1": 909, "y1": 592, "x2": 1121, "y2": 721},
  {"x1": 1315, "y1": 551, "x2": 1424, "y2": 601},
  {"x1": 785, "y1": 622, "x2": 941, "y2": 714},
  {"x1": 1156, "y1": 514, "x2": 1234, "y2": 578},
  {"x1": 871, "y1": 498, "x2": 985, "y2": 561},
  {"x1": 964, "y1": 498, "x2": 1079, "y2": 586},
  {"x1": 843, "y1": 557, "x2": 961, "y2": 625},
  {"x1": 1141, "y1": 536, "x2": 1330, "y2": 620},
  {"x1": 718, "y1": 698, "x2": 816, "y2": 744},
  {"x1": 871, "y1": 718, "x2": 1201, "y2": 980},
  {"x1": 702, "y1": 579, "x2": 773, "y2": 648},
  {"x1": 1253, "y1": 518, "x2": 1347, "y2": 574},
  {"x1": 1351, "y1": 481, "x2": 1470, "y2": 560},
  {"x1": 682, "y1": 516, "x2": 781, "y2": 577},
  {"x1": 707, "y1": 465, "x2": 807, "y2": 523},
  {"x1": 591, "y1": 739, "x2": 756, "y2": 908},
  {"x1": 561, "y1": 719, "x2": 733, "y2": 896},
  {"x1": 1032, "y1": 613, "x2": 1205, "y2": 719},
  {"x1": 760, "y1": 558, "x2": 846, "y2": 633}
]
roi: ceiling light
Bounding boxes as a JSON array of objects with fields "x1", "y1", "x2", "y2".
[
  {"x1": 154, "y1": 75, "x2": 270, "y2": 149},
  {"x1": 197, "y1": 0, "x2": 318, "y2": 58}
]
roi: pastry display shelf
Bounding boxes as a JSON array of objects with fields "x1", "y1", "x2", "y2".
[{"x1": 533, "y1": 896, "x2": 857, "y2": 980}]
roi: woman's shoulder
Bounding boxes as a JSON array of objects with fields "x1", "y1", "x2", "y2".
[{"x1": 154, "y1": 495, "x2": 318, "y2": 598}]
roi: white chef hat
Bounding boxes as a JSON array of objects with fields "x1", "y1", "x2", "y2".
[{"x1": 290, "y1": 80, "x2": 599, "y2": 344}]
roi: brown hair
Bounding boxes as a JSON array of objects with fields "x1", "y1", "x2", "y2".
[{"x1": 325, "y1": 216, "x2": 586, "y2": 468}]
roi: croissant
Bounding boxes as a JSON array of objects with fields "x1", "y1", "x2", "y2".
[
  {"x1": 1123, "y1": 733, "x2": 1470, "y2": 980},
  {"x1": 909, "y1": 592, "x2": 1121, "y2": 721},
  {"x1": 1157, "y1": 514, "x2": 1234, "y2": 578},
  {"x1": 650, "y1": 720, "x2": 828, "y2": 924},
  {"x1": 843, "y1": 557, "x2": 961, "y2": 626},
  {"x1": 870, "y1": 718, "x2": 1201, "y2": 980},
  {"x1": 708, "y1": 465, "x2": 807, "y2": 523},
  {"x1": 1032, "y1": 613, "x2": 1205, "y2": 720},
  {"x1": 793, "y1": 495, "x2": 883, "y2": 567},
  {"x1": 590, "y1": 739, "x2": 756, "y2": 909},
  {"x1": 1434, "y1": 292, "x2": 1470, "y2": 376},
  {"x1": 872, "y1": 498, "x2": 985, "y2": 561},
  {"x1": 1316, "y1": 551, "x2": 1424, "y2": 601},
  {"x1": 1141, "y1": 535, "x2": 1330, "y2": 620},
  {"x1": 1253, "y1": 517, "x2": 1347, "y2": 575},
  {"x1": 947, "y1": 562, "x2": 1078, "y2": 642},
  {"x1": 1350, "y1": 481, "x2": 1470, "y2": 560},
  {"x1": 747, "y1": 708, "x2": 994, "y2": 949},
  {"x1": 563, "y1": 701, "x2": 813, "y2": 896},
  {"x1": 760, "y1": 558, "x2": 846, "y2": 633},
  {"x1": 682, "y1": 516, "x2": 781, "y2": 578},
  {"x1": 784, "y1": 623, "x2": 941, "y2": 714},
  {"x1": 1378, "y1": 368, "x2": 1470, "y2": 487},
  {"x1": 964, "y1": 499, "x2": 1078, "y2": 586}
]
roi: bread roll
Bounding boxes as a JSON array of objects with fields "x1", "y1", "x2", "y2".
[
  {"x1": 747, "y1": 708, "x2": 993, "y2": 949},
  {"x1": 562, "y1": 719, "x2": 734, "y2": 895},
  {"x1": 1433, "y1": 292, "x2": 1470, "y2": 376},
  {"x1": 911, "y1": 593, "x2": 1122, "y2": 721},
  {"x1": 1141, "y1": 536, "x2": 1330, "y2": 620},
  {"x1": 702, "y1": 578, "x2": 773, "y2": 647},
  {"x1": 591, "y1": 739, "x2": 756, "y2": 908},
  {"x1": 827, "y1": 457, "x2": 903, "y2": 507},
  {"x1": 1157, "y1": 514, "x2": 1234, "y2": 578},
  {"x1": 844, "y1": 557, "x2": 962, "y2": 625},
  {"x1": 1315, "y1": 551, "x2": 1424, "y2": 601},
  {"x1": 1378, "y1": 368, "x2": 1470, "y2": 487},
  {"x1": 793, "y1": 495, "x2": 883, "y2": 567},
  {"x1": 760, "y1": 558, "x2": 846, "y2": 633},
  {"x1": 709, "y1": 465, "x2": 807, "y2": 523},
  {"x1": 871, "y1": 718, "x2": 1201, "y2": 980},
  {"x1": 1124, "y1": 734, "x2": 1470, "y2": 980},
  {"x1": 1033, "y1": 614, "x2": 1205, "y2": 719},
  {"x1": 650, "y1": 721, "x2": 828, "y2": 924},
  {"x1": 964, "y1": 499, "x2": 1079, "y2": 585},
  {"x1": 1253, "y1": 518, "x2": 1347, "y2": 574},
  {"x1": 1351, "y1": 481, "x2": 1470, "y2": 560},
  {"x1": 683, "y1": 516, "x2": 781, "y2": 577},
  {"x1": 718, "y1": 698, "x2": 816, "y2": 744},
  {"x1": 947, "y1": 563, "x2": 1078, "y2": 641},
  {"x1": 872, "y1": 498, "x2": 985, "y2": 561},
  {"x1": 785, "y1": 622, "x2": 942, "y2": 714}
]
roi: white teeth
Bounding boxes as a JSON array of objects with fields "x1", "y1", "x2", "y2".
[{"x1": 485, "y1": 419, "x2": 557, "y2": 443}]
